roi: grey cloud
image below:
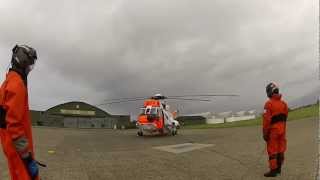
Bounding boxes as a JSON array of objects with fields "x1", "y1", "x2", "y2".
[{"x1": 0, "y1": 0, "x2": 318, "y2": 116}]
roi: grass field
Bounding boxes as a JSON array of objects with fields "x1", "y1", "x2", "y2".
[{"x1": 184, "y1": 103, "x2": 319, "y2": 129}]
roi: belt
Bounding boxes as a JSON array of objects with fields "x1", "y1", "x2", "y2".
[
  {"x1": 0, "y1": 106, "x2": 7, "y2": 129},
  {"x1": 271, "y1": 113, "x2": 287, "y2": 124}
]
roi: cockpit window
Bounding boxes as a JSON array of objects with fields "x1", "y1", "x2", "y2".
[
  {"x1": 140, "y1": 107, "x2": 158, "y2": 115},
  {"x1": 149, "y1": 108, "x2": 157, "y2": 115}
]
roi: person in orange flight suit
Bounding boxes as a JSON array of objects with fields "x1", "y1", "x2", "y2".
[
  {"x1": 263, "y1": 82, "x2": 288, "y2": 177},
  {"x1": 0, "y1": 44, "x2": 39, "y2": 180}
]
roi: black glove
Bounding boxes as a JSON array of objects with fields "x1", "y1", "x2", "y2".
[
  {"x1": 22, "y1": 153, "x2": 39, "y2": 179},
  {"x1": 263, "y1": 133, "x2": 269, "y2": 142}
]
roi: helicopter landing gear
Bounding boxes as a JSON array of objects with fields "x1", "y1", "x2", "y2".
[
  {"x1": 171, "y1": 122, "x2": 178, "y2": 136},
  {"x1": 137, "y1": 131, "x2": 143, "y2": 136},
  {"x1": 172, "y1": 129, "x2": 178, "y2": 136}
]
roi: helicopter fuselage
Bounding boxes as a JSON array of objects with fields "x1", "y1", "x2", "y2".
[{"x1": 136, "y1": 99, "x2": 178, "y2": 136}]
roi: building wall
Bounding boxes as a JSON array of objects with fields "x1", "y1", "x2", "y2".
[
  {"x1": 30, "y1": 101, "x2": 132, "y2": 129},
  {"x1": 225, "y1": 115, "x2": 256, "y2": 122},
  {"x1": 40, "y1": 114, "x2": 64, "y2": 127},
  {"x1": 113, "y1": 115, "x2": 132, "y2": 128},
  {"x1": 206, "y1": 118, "x2": 225, "y2": 124},
  {"x1": 63, "y1": 117, "x2": 78, "y2": 128},
  {"x1": 176, "y1": 116, "x2": 206, "y2": 126},
  {"x1": 181, "y1": 110, "x2": 257, "y2": 125},
  {"x1": 30, "y1": 110, "x2": 42, "y2": 126}
]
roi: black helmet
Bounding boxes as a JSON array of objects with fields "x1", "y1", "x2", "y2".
[
  {"x1": 266, "y1": 82, "x2": 279, "y2": 98},
  {"x1": 11, "y1": 44, "x2": 37, "y2": 73}
]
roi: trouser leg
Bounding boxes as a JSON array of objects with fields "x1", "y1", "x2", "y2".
[{"x1": 267, "y1": 132, "x2": 279, "y2": 170}]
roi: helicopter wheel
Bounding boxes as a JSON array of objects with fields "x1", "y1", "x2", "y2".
[
  {"x1": 137, "y1": 131, "x2": 143, "y2": 136},
  {"x1": 172, "y1": 130, "x2": 177, "y2": 136}
]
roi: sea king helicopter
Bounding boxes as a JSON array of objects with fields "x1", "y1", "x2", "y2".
[{"x1": 101, "y1": 93, "x2": 237, "y2": 136}]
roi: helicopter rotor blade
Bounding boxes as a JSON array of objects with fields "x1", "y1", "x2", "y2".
[
  {"x1": 166, "y1": 98, "x2": 211, "y2": 102},
  {"x1": 167, "y1": 94, "x2": 239, "y2": 98},
  {"x1": 102, "y1": 96, "x2": 148, "y2": 102},
  {"x1": 102, "y1": 94, "x2": 238, "y2": 102},
  {"x1": 97, "y1": 97, "x2": 212, "y2": 106},
  {"x1": 97, "y1": 98, "x2": 147, "y2": 106},
  {"x1": 98, "y1": 93, "x2": 238, "y2": 105}
]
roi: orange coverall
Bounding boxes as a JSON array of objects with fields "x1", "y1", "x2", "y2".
[
  {"x1": 263, "y1": 94, "x2": 288, "y2": 170},
  {"x1": 0, "y1": 70, "x2": 38, "y2": 180}
]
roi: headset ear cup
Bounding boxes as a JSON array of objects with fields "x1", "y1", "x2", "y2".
[
  {"x1": 266, "y1": 83, "x2": 273, "y2": 98},
  {"x1": 12, "y1": 45, "x2": 20, "y2": 66},
  {"x1": 266, "y1": 82, "x2": 280, "y2": 98},
  {"x1": 12, "y1": 49, "x2": 28, "y2": 68},
  {"x1": 11, "y1": 44, "x2": 37, "y2": 73},
  {"x1": 12, "y1": 45, "x2": 18, "y2": 53}
]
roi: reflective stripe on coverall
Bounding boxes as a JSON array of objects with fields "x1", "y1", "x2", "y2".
[
  {"x1": 0, "y1": 71, "x2": 38, "y2": 180},
  {"x1": 263, "y1": 94, "x2": 288, "y2": 170}
]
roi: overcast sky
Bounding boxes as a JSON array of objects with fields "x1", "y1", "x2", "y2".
[{"x1": 0, "y1": 0, "x2": 318, "y2": 117}]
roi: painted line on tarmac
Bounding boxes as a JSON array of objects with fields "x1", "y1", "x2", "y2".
[{"x1": 153, "y1": 143, "x2": 214, "y2": 154}]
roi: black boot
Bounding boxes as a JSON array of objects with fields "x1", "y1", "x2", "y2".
[
  {"x1": 275, "y1": 164, "x2": 282, "y2": 175},
  {"x1": 264, "y1": 169, "x2": 278, "y2": 177},
  {"x1": 276, "y1": 153, "x2": 284, "y2": 175}
]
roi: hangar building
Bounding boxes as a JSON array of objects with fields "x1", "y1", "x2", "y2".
[{"x1": 31, "y1": 101, "x2": 132, "y2": 129}]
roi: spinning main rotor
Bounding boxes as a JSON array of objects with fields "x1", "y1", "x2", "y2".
[{"x1": 97, "y1": 93, "x2": 238, "y2": 106}]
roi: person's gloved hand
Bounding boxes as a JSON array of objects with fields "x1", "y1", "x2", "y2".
[
  {"x1": 22, "y1": 154, "x2": 39, "y2": 179},
  {"x1": 263, "y1": 133, "x2": 269, "y2": 142}
]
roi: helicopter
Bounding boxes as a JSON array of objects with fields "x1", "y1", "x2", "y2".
[
  {"x1": 99, "y1": 93, "x2": 238, "y2": 136},
  {"x1": 136, "y1": 94, "x2": 181, "y2": 136}
]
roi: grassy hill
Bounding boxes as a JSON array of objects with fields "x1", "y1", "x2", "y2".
[{"x1": 184, "y1": 103, "x2": 319, "y2": 129}]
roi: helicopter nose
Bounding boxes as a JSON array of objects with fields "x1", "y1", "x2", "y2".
[{"x1": 147, "y1": 115, "x2": 159, "y2": 122}]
